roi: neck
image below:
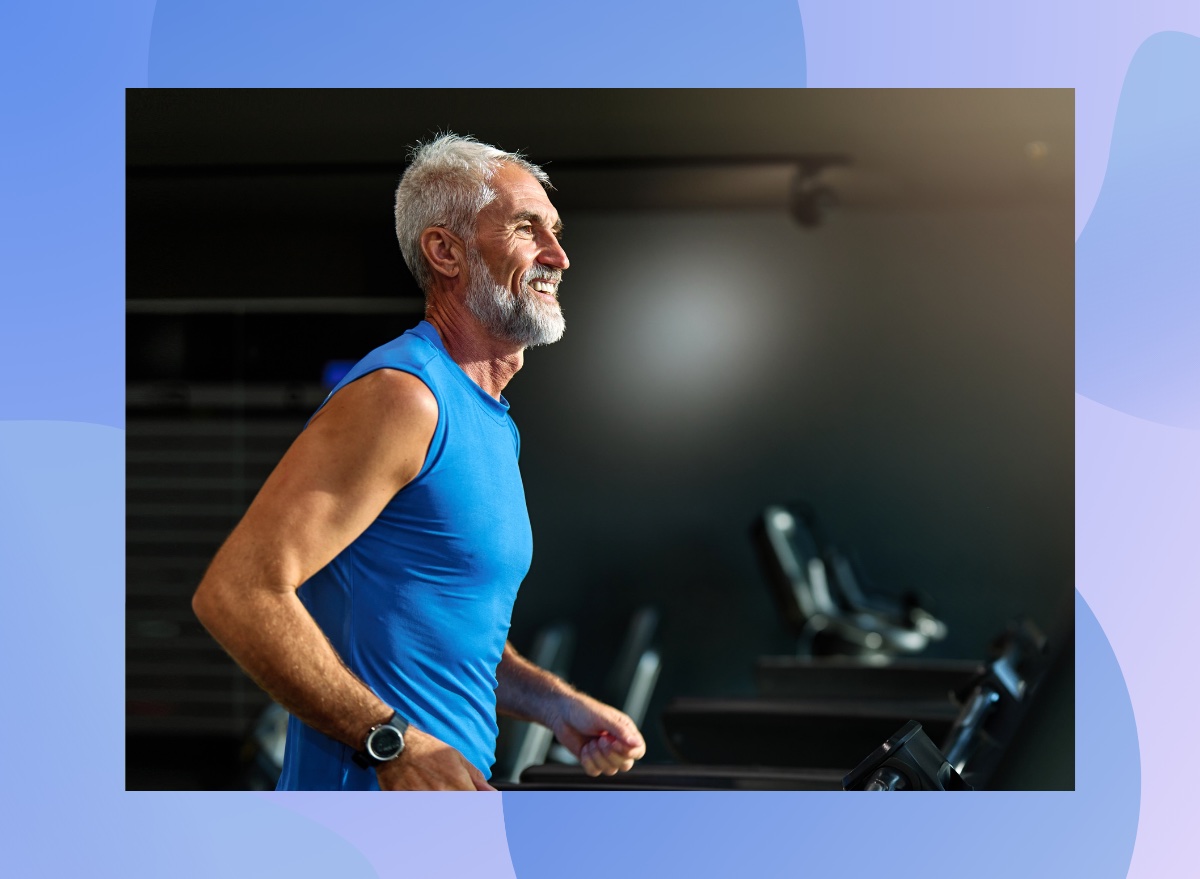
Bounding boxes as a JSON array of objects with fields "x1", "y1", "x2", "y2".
[{"x1": 424, "y1": 301, "x2": 524, "y2": 400}]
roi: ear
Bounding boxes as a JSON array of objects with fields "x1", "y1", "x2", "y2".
[{"x1": 419, "y1": 226, "x2": 466, "y2": 281}]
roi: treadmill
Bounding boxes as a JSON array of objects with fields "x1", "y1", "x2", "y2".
[{"x1": 513, "y1": 618, "x2": 1051, "y2": 791}]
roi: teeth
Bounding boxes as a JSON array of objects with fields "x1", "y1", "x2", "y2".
[{"x1": 530, "y1": 280, "x2": 557, "y2": 294}]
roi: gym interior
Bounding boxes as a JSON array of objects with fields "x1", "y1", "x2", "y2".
[{"x1": 126, "y1": 89, "x2": 1074, "y2": 791}]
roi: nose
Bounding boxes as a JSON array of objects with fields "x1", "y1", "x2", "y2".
[{"x1": 539, "y1": 233, "x2": 569, "y2": 272}]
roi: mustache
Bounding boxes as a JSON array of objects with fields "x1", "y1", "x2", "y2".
[{"x1": 524, "y1": 265, "x2": 562, "y2": 284}]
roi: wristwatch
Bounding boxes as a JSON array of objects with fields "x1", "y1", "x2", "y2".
[{"x1": 352, "y1": 711, "x2": 410, "y2": 768}]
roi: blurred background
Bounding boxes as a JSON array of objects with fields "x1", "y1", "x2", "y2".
[{"x1": 126, "y1": 89, "x2": 1074, "y2": 790}]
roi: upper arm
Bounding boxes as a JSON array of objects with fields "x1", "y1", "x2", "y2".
[{"x1": 200, "y1": 369, "x2": 438, "y2": 597}]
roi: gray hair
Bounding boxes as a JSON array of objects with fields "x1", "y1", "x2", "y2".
[{"x1": 394, "y1": 133, "x2": 551, "y2": 295}]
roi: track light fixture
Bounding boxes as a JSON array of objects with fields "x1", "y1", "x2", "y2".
[{"x1": 790, "y1": 155, "x2": 849, "y2": 228}]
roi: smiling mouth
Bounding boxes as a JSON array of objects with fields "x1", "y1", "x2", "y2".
[{"x1": 527, "y1": 279, "x2": 559, "y2": 302}]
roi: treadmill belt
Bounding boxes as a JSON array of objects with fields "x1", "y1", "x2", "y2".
[
  {"x1": 662, "y1": 697, "x2": 961, "y2": 769},
  {"x1": 514, "y1": 762, "x2": 846, "y2": 791}
]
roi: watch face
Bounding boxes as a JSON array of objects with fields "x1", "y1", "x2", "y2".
[{"x1": 368, "y1": 725, "x2": 404, "y2": 761}]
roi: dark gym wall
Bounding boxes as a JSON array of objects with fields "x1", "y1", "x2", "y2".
[{"x1": 506, "y1": 206, "x2": 1073, "y2": 698}]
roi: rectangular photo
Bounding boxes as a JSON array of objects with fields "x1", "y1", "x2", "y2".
[{"x1": 126, "y1": 88, "x2": 1074, "y2": 791}]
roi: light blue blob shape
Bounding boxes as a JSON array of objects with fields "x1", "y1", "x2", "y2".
[
  {"x1": 1077, "y1": 31, "x2": 1200, "y2": 427},
  {"x1": 0, "y1": 3, "x2": 147, "y2": 427},
  {"x1": 503, "y1": 591, "x2": 1137, "y2": 879},
  {"x1": 118, "y1": 795, "x2": 379, "y2": 878},
  {"x1": 147, "y1": 0, "x2": 805, "y2": 87},
  {"x1": 0, "y1": 421, "x2": 374, "y2": 878}
]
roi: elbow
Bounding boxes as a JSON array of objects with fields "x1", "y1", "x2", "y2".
[
  {"x1": 191, "y1": 581, "x2": 213, "y2": 632},
  {"x1": 192, "y1": 574, "x2": 249, "y2": 654},
  {"x1": 191, "y1": 583, "x2": 210, "y2": 627},
  {"x1": 191, "y1": 574, "x2": 227, "y2": 637}
]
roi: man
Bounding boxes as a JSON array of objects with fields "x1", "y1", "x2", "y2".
[{"x1": 192, "y1": 134, "x2": 646, "y2": 790}]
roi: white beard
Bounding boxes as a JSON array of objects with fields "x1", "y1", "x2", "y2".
[{"x1": 464, "y1": 247, "x2": 565, "y2": 348}]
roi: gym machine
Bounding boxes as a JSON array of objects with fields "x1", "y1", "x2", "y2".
[
  {"x1": 844, "y1": 617, "x2": 1050, "y2": 790},
  {"x1": 751, "y1": 503, "x2": 947, "y2": 659},
  {"x1": 515, "y1": 617, "x2": 1049, "y2": 790},
  {"x1": 512, "y1": 502, "x2": 1049, "y2": 791}
]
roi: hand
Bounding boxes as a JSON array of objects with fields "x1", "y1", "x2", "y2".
[
  {"x1": 374, "y1": 727, "x2": 497, "y2": 791},
  {"x1": 549, "y1": 692, "x2": 647, "y2": 777}
]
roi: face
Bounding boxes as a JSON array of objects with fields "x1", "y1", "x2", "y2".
[{"x1": 465, "y1": 163, "x2": 570, "y2": 347}]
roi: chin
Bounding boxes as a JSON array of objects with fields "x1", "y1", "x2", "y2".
[
  {"x1": 519, "y1": 321, "x2": 566, "y2": 348},
  {"x1": 508, "y1": 294, "x2": 564, "y2": 347}
]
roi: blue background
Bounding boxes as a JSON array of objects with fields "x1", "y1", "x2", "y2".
[{"x1": 3, "y1": 1, "x2": 1197, "y2": 876}]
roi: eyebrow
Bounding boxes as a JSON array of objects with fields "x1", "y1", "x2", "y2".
[{"x1": 513, "y1": 209, "x2": 564, "y2": 235}]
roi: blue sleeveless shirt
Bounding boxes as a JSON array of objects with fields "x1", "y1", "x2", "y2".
[{"x1": 276, "y1": 320, "x2": 533, "y2": 789}]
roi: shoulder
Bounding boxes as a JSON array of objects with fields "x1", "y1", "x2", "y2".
[
  {"x1": 298, "y1": 369, "x2": 438, "y2": 489},
  {"x1": 312, "y1": 368, "x2": 437, "y2": 434}
]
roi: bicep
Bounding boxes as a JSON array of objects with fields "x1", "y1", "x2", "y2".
[{"x1": 209, "y1": 369, "x2": 438, "y2": 593}]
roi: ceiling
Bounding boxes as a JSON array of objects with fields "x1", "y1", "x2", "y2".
[{"x1": 127, "y1": 89, "x2": 1073, "y2": 212}]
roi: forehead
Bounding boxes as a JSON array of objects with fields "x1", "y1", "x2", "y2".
[{"x1": 482, "y1": 163, "x2": 560, "y2": 224}]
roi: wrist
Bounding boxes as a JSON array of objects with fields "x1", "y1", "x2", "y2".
[{"x1": 352, "y1": 709, "x2": 410, "y2": 768}]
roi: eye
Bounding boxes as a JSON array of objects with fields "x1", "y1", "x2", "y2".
[{"x1": 516, "y1": 223, "x2": 534, "y2": 236}]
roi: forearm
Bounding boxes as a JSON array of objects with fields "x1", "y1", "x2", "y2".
[
  {"x1": 497, "y1": 642, "x2": 647, "y2": 776},
  {"x1": 193, "y1": 563, "x2": 392, "y2": 749},
  {"x1": 494, "y1": 641, "x2": 575, "y2": 727}
]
